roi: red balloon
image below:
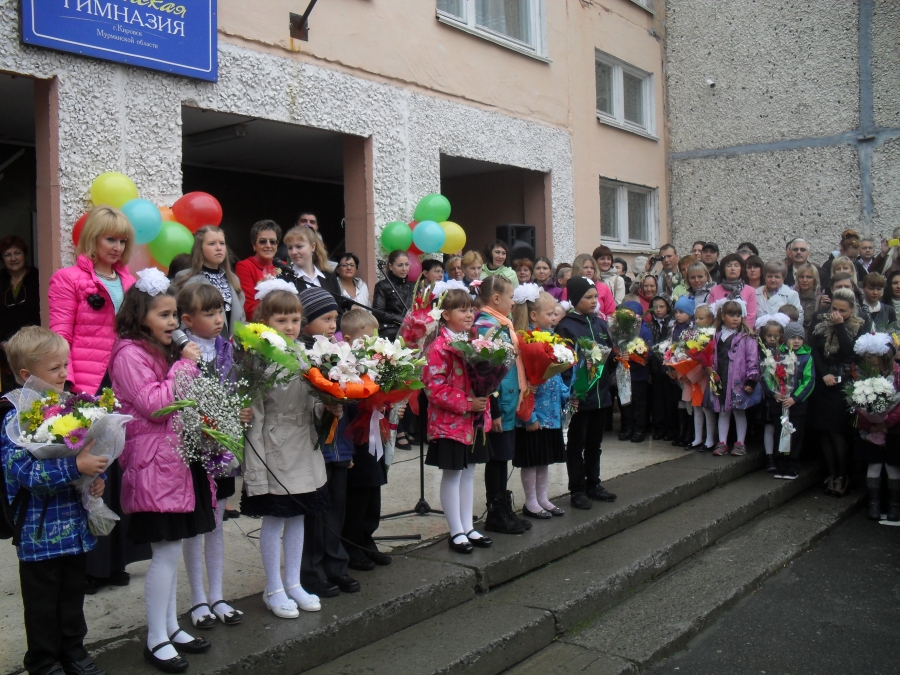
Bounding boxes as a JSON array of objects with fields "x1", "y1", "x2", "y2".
[
  {"x1": 407, "y1": 253, "x2": 422, "y2": 281},
  {"x1": 71, "y1": 213, "x2": 89, "y2": 246},
  {"x1": 172, "y1": 192, "x2": 223, "y2": 233},
  {"x1": 407, "y1": 221, "x2": 423, "y2": 255}
]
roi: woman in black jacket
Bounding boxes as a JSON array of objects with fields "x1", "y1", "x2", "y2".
[
  {"x1": 372, "y1": 250, "x2": 414, "y2": 341},
  {"x1": 0, "y1": 236, "x2": 41, "y2": 395}
]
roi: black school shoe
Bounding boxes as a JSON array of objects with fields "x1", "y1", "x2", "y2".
[
  {"x1": 306, "y1": 580, "x2": 340, "y2": 598},
  {"x1": 330, "y1": 575, "x2": 361, "y2": 593},
  {"x1": 365, "y1": 549, "x2": 392, "y2": 566},
  {"x1": 348, "y1": 552, "x2": 376, "y2": 571},
  {"x1": 62, "y1": 658, "x2": 108, "y2": 675},
  {"x1": 570, "y1": 493, "x2": 593, "y2": 510},
  {"x1": 586, "y1": 485, "x2": 617, "y2": 502}
]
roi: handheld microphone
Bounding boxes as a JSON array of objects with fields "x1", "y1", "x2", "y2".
[{"x1": 171, "y1": 329, "x2": 191, "y2": 351}]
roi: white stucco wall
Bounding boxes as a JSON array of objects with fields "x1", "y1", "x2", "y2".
[{"x1": 0, "y1": 4, "x2": 575, "y2": 266}]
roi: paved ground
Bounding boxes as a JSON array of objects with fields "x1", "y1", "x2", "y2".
[
  {"x1": 0, "y1": 434, "x2": 685, "y2": 675},
  {"x1": 646, "y1": 510, "x2": 900, "y2": 675}
]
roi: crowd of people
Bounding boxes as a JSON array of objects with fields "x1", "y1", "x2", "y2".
[{"x1": 3, "y1": 206, "x2": 900, "y2": 675}]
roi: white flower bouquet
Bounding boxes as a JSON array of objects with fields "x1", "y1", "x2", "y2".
[{"x1": 846, "y1": 375, "x2": 900, "y2": 445}]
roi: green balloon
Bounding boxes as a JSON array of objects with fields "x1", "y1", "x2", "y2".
[
  {"x1": 413, "y1": 194, "x2": 451, "y2": 224},
  {"x1": 380, "y1": 220, "x2": 413, "y2": 251},
  {"x1": 148, "y1": 220, "x2": 194, "y2": 267}
]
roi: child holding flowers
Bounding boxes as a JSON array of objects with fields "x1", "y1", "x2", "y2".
[
  {"x1": 512, "y1": 288, "x2": 571, "y2": 518},
  {"x1": 618, "y1": 301, "x2": 654, "y2": 443},
  {"x1": 1, "y1": 327, "x2": 109, "y2": 675},
  {"x1": 241, "y1": 285, "x2": 330, "y2": 618},
  {"x1": 107, "y1": 269, "x2": 214, "y2": 672},
  {"x1": 756, "y1": 314, "x2": 790, "y2": 472}
]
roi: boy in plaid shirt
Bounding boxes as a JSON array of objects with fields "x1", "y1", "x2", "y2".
[{"x1": 1, "y1": 327, "x2": 108, "y2": 675}]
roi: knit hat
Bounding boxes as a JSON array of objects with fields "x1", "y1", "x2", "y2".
[
  {"x1": 567, "y1": 276, "x2": 594, "y2": 308},
  {"x1": 784, "y1": 322, "x2": 805, "y2": 341},
  {"x1": 298, "y1": 286, "x2": 339, "y2": 324},
  {"x1": 622, "y1": 300, "x2": 643, "y2": 316},
  {"x1": 674, "y1": 295, "x2": 695, "y2": 317}
]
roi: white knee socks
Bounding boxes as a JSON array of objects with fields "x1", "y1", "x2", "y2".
[
  {"x1": 459, "y1": 465, "x2": 483, "y2": 539},
  {"x1": 260, "y1": 516, "x2": 290, "y2": 607},
  {"x1": 764, "y1": 424, "x2": 775, "y2": 455},
  {"x1": 440, "y1": 469, "x2": 465, "y2": 543},
  {"x1": 146, "y1": 540, "x2": 190, "y2": 659},
  {"x1": 282, "y1": 515, "x2": 316, "y2": 604},
  {"x1": 717, "y1": 412, "x2": 731, "y2": 445},
  {"x1": 520, "y1": 467, "x2": 539, "y2": 513},
  {"x1": 703, "y1": 408, "x2": 716, "y2": 447},
  {"x1": 535, "y1": 465, "x2": 555, "y2": 511},
  {"x1": 183, "y1": 500, "x2": 232, "y2": 623}
]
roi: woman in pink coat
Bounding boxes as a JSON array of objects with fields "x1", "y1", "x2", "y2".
[
  {"x1": 707, "y1": 253, "x2": 758, "y2": 331},
  {"x1": 48, "y1": 205, "x2": 136, "y2": 395}
]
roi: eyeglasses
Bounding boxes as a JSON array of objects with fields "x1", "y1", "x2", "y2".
[
  {"x1": 791, "y1": 247, "x2": 808, "y2": 253},
  {"x1": 338, "y1": 263, "x2": 356, "y2": 269},
  {"x1": 257, "y1": 239, "x2": 278, "y2": 246}
]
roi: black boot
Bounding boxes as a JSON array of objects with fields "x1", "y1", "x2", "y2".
[
  {"x1": 484, "y1": 495, "x2": 526, "y2": 535},
  {"x1": 887, "y1": 479, "x2": 900, "y2": 522},
  {"x1": 503, "y1": 490, "x2": 532, "y2": 530},
  {"x1": 866, "y1": 476, "x2": 882, "y2": 521}
]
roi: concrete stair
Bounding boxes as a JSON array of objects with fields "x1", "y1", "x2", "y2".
[{"x1": 92, "y1": 450, "x2": 857, "y2": 675}]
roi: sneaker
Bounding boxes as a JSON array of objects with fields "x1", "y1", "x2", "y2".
[
  {"x1": 711, "y1": 443, "x2": 729, "y2": 456},
  {"x1": 766, "y1": 456, "x2": 778, "y2": 473},
  {"x1": 730, "y1": 442, "x2": 747, "y2": 456},
  {"x1": 780, "y1": 470, "x2": 798, "y2": 480}
]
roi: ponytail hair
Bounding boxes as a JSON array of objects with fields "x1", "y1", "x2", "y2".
[
  {"x1": 512, "y1": 290, "x2": 556, "y2": 332},
  {"x1": 477, "y1": 274, "x2": 513, "y2": 307},
  {"x1": 422, "y1": 288, "x2": 473, "y2": 356}
]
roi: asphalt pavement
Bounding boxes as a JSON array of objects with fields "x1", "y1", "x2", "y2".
[{"x1": 647, "y1": 510, "x2": 900, "y2": 675}]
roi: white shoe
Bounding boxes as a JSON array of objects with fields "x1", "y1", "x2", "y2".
[
  {"x1": 262, "y1": 589, "x2": 299, "y2": 619},
  {"x1": 286, "y1": 584, "x2": 321, "y2": 612}
]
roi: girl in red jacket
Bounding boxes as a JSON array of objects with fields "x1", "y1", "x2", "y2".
[
  {"x1": 108, "y1": 269, "x2": 215, "y2": 673},
  {"x1": 423, "y1": 289, "x2": 491, "y2": 554}
]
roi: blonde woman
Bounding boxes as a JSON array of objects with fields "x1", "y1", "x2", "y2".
[{"x1": 568, "y1": 253, "x2": 615, "y2": 317}]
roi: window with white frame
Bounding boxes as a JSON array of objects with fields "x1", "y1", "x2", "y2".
[
  {"x1": 437, "y1": 0, "x2": 547, "y2": 59},
  {"x1": 600, "y1": 179, "x2": 656, "y2": 248},
  {"x1": 595, "y1": 50, "x2": 655, "y2": 138}
]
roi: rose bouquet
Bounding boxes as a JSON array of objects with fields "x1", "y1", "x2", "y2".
[
  {"x1": 571, "y1": 336, "x2": 612, "y2": 402},
  {"x1": 761, "y1": 346, "x2": 798, "y2": 453},
  {"x1": 449, "y1": 331, "x2": 515, "y2": 436},
  {"x1": 230, "y1": 321, "x2": 309, "y2": 404},
  {"x1": 608, "y1": 308, "x2": 644, "y2": 405},
  {"x1": 4, "y1": 379, "x2": 132, "y2": 536},
  {"x1": 516, "y1": 330, "x2": 575, "y2": 420},
  {"x1": 846, "y1": 375, "x2": 900, "y2": 446}
]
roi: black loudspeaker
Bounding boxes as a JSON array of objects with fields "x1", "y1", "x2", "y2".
[{"x1": 496, "y1": 224, "x2": 536, "y2": 261}]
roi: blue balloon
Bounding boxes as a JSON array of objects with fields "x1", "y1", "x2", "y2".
[
  {"x1": 412, "y1": 220, "x2": 446, "y2": 254},
  {"x1": 122, "y1": 198, "x2": 163, "y2": 245}
]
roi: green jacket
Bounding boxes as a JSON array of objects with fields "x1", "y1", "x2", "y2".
[
  {"x1": 480, "y1": 263, "x2": 519, "y2": 288},
  {"x1": 762, "y1": 344, "x2": 815, "y2": 413}
]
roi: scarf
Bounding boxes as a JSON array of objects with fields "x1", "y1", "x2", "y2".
[
  {"x1": 480, "y1": 306, "x2": 528, "y2": 409},
  {"x1": 719, "y1": 277, "x2": 745, "y2": 300},
  {"x1": 812, "y1": 314, "x2": 865, "y2": 358}
]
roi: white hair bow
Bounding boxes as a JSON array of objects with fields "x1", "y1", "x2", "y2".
[
  {"x1": 754, "y1": 312, "x2": 790, "y2": 330},
  {"x1": 134, "y1": 268, "x2": 170, "y2": 296},
  {"x1": 431, "y1": 279, "x2": 468, "y2": 299},
  {"x1": 255, "y1": 278, "x2": 299, "y2": 300},
  {"x1": 512, "y1": 283, "x2": 541, "y2": 305},
  {"x1": 709, "y1": 297, "x2": 748, "y2": 318},
  {"x1": 854, "y1": 332, "x2": 894, "y2": 357}
]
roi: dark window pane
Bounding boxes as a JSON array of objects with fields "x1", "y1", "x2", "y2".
[
  {"x1": 596, "y1": 60, "x2": 613, "y2": 115},
  {"x1": 600, "y1": 185, "x2": 618, "y2": 239},
  {"x1": 623, "y1": 72, "x2": 644, "y2": 126},
  {"x1": 476, "y1": 0, "x2": 532, "y2": 45}
]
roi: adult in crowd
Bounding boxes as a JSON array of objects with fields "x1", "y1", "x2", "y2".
[
  {"x1": 861, "y1": 272, "x2": 896, "y2": 331},
  {"x1": 481, "y1": 240, "x2": 518, "y2": 287},
  {"x1": 701, "y1": 242, "x2": 722, "y2": 284},
  {"x1": 513, "y1": 258, "x2": 533, "y2": 285},
  {"x1": 634, "y1": 273, "x2": 658, "y2": 317},
  {"x1": 871, "y1": 227, "x2": 900, "y2": 276},
  {"x1": 372, "y1": 250, "x2": 414, "y2": 341},
  {"x1": 858, "y1": 238, "x2": 877, "y2": 273},
  {"x1": 462, "y1": 250, "x2": 483, "y2": 289},
  {"x1": 808, "y1": 288, "x2": 871, "y2": 497},
  {"x1": 671, "y1": 255, "x2": 697, "y2": 300},
  {"x1": 279, "y1": 225, "x2": 342, "y2": 302},
  {"x1": 47, "y1": 205, "x2": 148, "y2": 593},
  {"x1": 174, "y1": 226, "x2": 245, "y2": 337},
  {"x1": 885, "y1": 269, "x2": 900, "y2": 318},
  {"x1": 821, "y1": 230, "x2": 866, "y2": 289},
  {"x1": 691, "y1": 241, "x2": 705, "y2": 259},
  {"x1": 613, "y1": 257, "x2": 632, "y2": 293},
  {"x1": 736, "y1": 242, "x2": 759, "y2": 259},
  {"x1": 444, "y1": 255, "x2": 464, "y2": 282},
  {"x1": 0, "y1": 236, "x2": 41, "y2": 395},
  {"x1": 643, "y1": 244, "x2": 680, "y2": 301},
  {"x1": 684, "y1": 261, "x2": 713, "y2": 306},
  {"x1": 570, "y1": 253, "x2": 616, "y2": 317},
  {"x1": 335, "y1": 253, "x2": 370, "y2": 308},
  {"x1": 756, "y1": 260, "x2": 803, "y2": 323},
  {"x1": 784, "y1": 237, "x2": 821, "y2": 287},
  {"x1": 235, "y1": 219, "x2": 281, "y2": 319},
  {"x1": 744, "y1": 255, "x2": 765, "y2": 290},
  {"x1": 593, "y1": 246, "x2": 626, "y2": 304},
  {"x1": 707, "y1": 253, "x2": 757, "y2": 329},
  {"x1": 794, "y1": 263, "x2": 824, "y2": 330},
  {"x1": 533, "y1": 256, "x2": 562, "y2": 300}
]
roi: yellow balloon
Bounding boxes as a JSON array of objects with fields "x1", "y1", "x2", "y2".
[
  {"x1": 439, "y1": 221, "x2": 466, "y2": 254},
  {"x1": 90, "y1": 172, "x2": 139, "y2": 209}
]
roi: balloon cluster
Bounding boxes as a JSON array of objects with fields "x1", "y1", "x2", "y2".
[
  {"x1": 72, "y1": 172, "x2": 223, "y2": 271},
  {"x1": 379, "y1": 194, "x2": 466, "y2": 276}
]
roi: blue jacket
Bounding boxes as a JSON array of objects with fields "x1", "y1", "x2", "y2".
[
  {"x1": 518, "y1": 374, "x2": 569, "y2": 429},
  {"x1": 556, "y1": 311, "x2": 614, "y2": 411},
  {"x1": 474, "y1": 311, "x2": 521, "y2": 432},
  {"x1": 1, "y1": 410, "x2": 97, "y2": 562},
  {"x1": 321, "y1": 407, "x2": 355, "y2": 464}
]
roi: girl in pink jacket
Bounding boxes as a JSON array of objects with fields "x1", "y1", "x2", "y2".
[
  {"x1": 108, "y1": 269, "x2": 215, "y2": 673},
  {"x1": 423, "y1": 289, "x2": 492, "y2": 555}
]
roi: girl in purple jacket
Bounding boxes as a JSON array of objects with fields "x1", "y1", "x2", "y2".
[
  {"x1": 704, "y1": 299, "x2": 760, "y2": 457},
  {"x1": 109, "y1": 269, "x2": 215, "y2": 673}
]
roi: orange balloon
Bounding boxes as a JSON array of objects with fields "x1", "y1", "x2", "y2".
[{"x1": 159, "y1": 206, "x2": 176, "y2": 222}]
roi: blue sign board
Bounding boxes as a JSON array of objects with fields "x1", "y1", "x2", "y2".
[{"x1": 21, "y1": 0, "x2": 217, "y2": 81}]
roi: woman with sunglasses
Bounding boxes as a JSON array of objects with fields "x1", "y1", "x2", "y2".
[
  {"x1": 0, "y1": 236, "x2": 41, "y2": 394},
  {"x1": 235, "y1": 220, "x2": 282, "y2": 319}
]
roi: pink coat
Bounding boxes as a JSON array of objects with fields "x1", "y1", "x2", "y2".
[
  {"x1": 108, "y1": 338, "x2": 212, "y2": 515},
  {"x1": 48, "y1": 255, "x2": 135, "y2": 394},
  {"x1": 424, "y1": 328, "x2": 490, "y2": 445},
  {"x1": 707, "y1": 284, "x2": 758, "y2": 331}
]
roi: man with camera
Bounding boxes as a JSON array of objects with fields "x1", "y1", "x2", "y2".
[{"x1": 643, "y1": 244, "x2": 680, "y2": 301}]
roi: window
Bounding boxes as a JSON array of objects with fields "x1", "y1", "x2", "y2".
[
  {"x1": 599, "y1": 179, "x2": 656, "y2": 248},
  {"x1": 594, "y1": 50, "x2": 655, "y2": 138},
  {"x1": 436, "y1": 0, "x2": 547, "y2": 60}
]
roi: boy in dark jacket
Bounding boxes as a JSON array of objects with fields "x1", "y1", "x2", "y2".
[{"x1": 556, "y1": 277, "x2": 616, "y2": 510}]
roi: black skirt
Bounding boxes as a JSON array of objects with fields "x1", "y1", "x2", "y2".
[
  {"x1": 513, "y1": 427, "x2": 566, "y2": 468},
  {"x1": 487, "y1": 429, "x2": 515, "y2": 462},
  {"x1": 215, "y1": 477, "x2": 236, "y2": 500},
  {"x1": 425, "y1": 436, "x2": 490, "y2": 470},
  {"x1": 855, "y1": 437, "x2": 900, "y2": 465},
  {"x1": 809, "y1": 384, "x2": 851, "y2": 432},
  {"x1": 128, "y1": 463, "x2": 216, "y2": 545},
  {"x1": 240, "y1": 484, "x2": 331, "y2": 518},
  {"x1": 756, "y1": 396, "x2": 783, "y2": 425}
]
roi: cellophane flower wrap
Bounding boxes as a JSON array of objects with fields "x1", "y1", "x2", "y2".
[
  {"x1": 667, "y1": 327, "x2": 718, "y2": 397},
  {"x1": 760, "y1": 345, "x2": 798, "y2": 453},
  {"x1": 449, "y1": 329, "x2": 514, "y2": 435},
  {"x1": 345, "y1": 335, "x2": 426, "y2": 457},
  {"x1": 153, "y1": 366, "x2": 247, "y2": 476},
  {"x1": 516, "y1": 330, "x2": 575, "y2": 420},
  {"x1": 608, "y1": 308, "x2": 644, "y2": 405},
  {"x1": 4, "y1": 378, "x2": 132, "y2": 536},
  {"x1": 846, "y1": 374, "x2": 900, "y2": 446},
  {"x1": 572, "y1": 336, "x2": 612, "y2": 402},
  {"x1": 304, "y1": 336, "x2": 380, "y2": 448},
  {"x1": 230, "y1": 322, "x2": 309, "y2": 404}
]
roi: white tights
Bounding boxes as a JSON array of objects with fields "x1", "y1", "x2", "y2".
[
  {"x1": 440, "y1": 465, "x2": 480, "y2": 543},
  {"x1": 693, "y1": 406, "x2": 717, "y2": 447},
  {"x1": 718, "y1": 409, "x2": 748, "y2": 445},
  {"x1": 259, "y1": 515, "x2": 316, "y2": 607},
  {"x1": 763, "y1": 424, "x2": 775, "y2": 455},
  {"x1": 867, "y1": 463, "x2": 900, "y2": 479},
  {"x1": 146, "y1": 540, "x2": 199, "y2": 659},
  {"x1": 183, "y1": 501, "x2": 233, "y2": 622},
  {"x1": 520, "y1": 466, "x2": 555, "y2": 512}
]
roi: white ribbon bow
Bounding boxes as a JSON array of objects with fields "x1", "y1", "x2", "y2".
[{"x1": 368, "y1": 409, "x2": 385, "y2": 461}]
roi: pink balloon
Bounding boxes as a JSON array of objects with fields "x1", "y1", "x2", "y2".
[
  {"x1": 127, "y1": 244, "x2": 166, "y2": 275},
  {"x1": 406, "y1": 253, "x2": 422, "y2": 281}
]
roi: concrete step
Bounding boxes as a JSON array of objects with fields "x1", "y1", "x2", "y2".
[
  {"x1": 92, "y1": 450, "x2": 763, "y2": 675},
  {"x1": 289, "y1": 465, "x2": 838, "y2": 675},
  {"x1": 507, "y1": 489, "x2": 863, "y2": 675}
]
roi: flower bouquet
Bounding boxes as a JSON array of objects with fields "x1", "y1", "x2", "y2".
[
  {"x1": 761, "y1": 346, "x2": 798, "y2": 454},
  {"x1": 230, "y1": 321, "x2": 309, "y2": 404},
  {"x1": 153, "y1": 367, "x2": 248, "y2": 476},
  {"x1": 516, "y1": 330, "x2": 575, "y2": 420},
  {"x1": 608, "y1": 308, "x2": 644, "y2": 405},
  {"x1": 4, "y1": 379, "x2": 132, "y2": 536},
  {"x1": 304, "y1": 336, "x2": 380, "y2": 448},
  {"x1": 846, "y1": 375, "x2": 900, "y2": 446},
  {"x1": 571, "y1": 336, "x2": 612, "y2": 402},
  {"x1": 448, "y1": 331, "x2": 515, "y2": 437},
  {"x1": 345, "y1": 335, "x2": 427, "y2": 459}
]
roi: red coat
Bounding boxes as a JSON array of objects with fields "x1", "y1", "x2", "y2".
[
  {"x1": 423, "y1": 328, "x2": 490, "y2": 445},
  {"x1": 235, "y1": 255, "x2": 276, "y2": 320}
]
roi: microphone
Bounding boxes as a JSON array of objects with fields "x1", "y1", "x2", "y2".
[{"x1": 171, "y1": 329, "x2": 191, "y2": 351}]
